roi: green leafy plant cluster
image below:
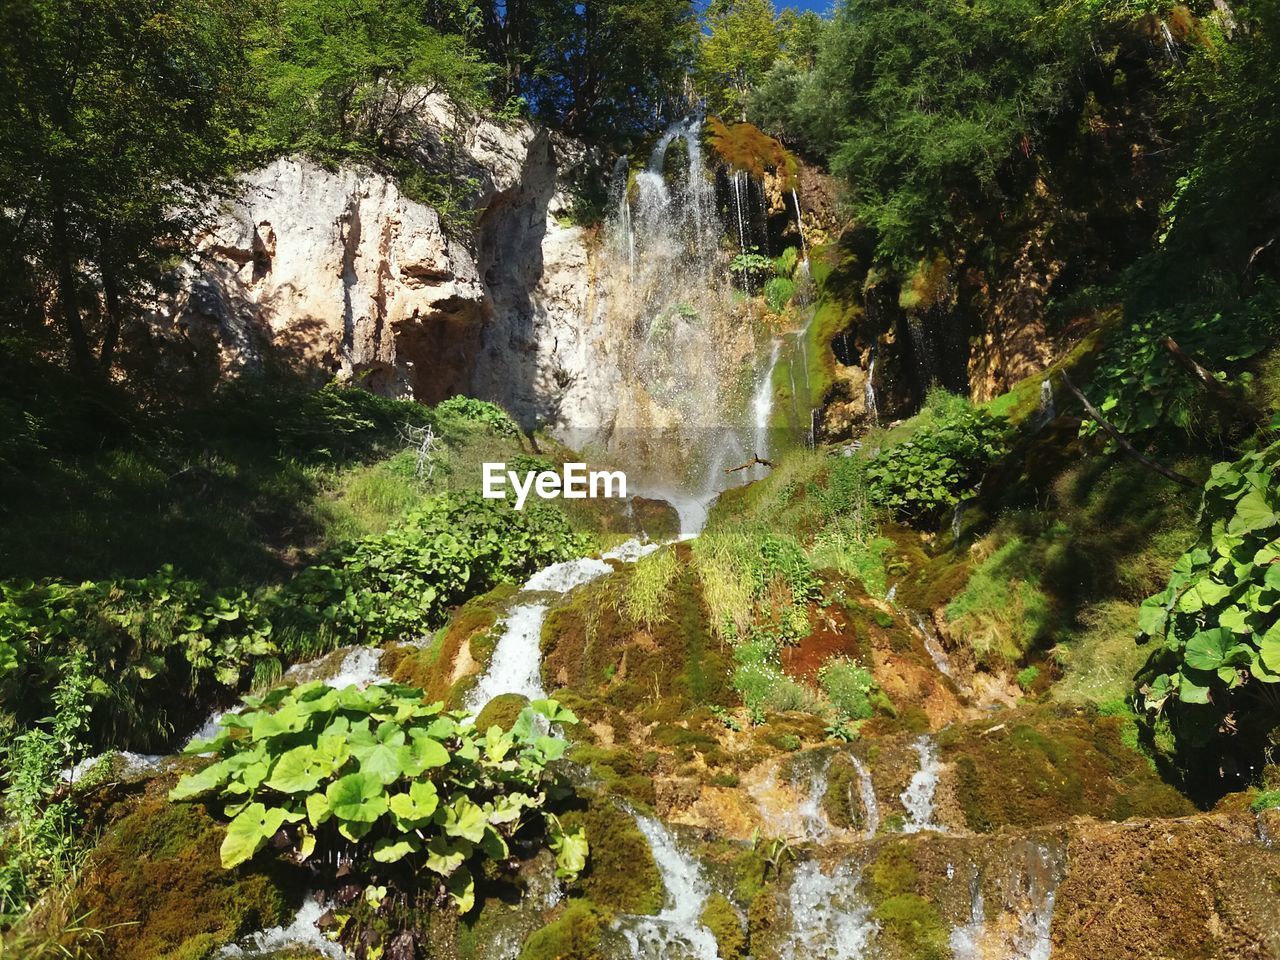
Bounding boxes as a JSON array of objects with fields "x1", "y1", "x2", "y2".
[
  {"x1": 0, "y1": 568, "x2": 275, "y2": 749},
  {"x1": 1080, "y1": 289, "x2": 1275, "y2": 443},
  {"x1": 818, "y1": 657, "x2": 877, "y2": 721},
  {"x1": 1136, "y1": 424, "x2": 1280, "y2": 751},
  {"x1": 282, "y1": 494, "x2": 589, "y2": 647},
  {"x1": 865, "y1": 396, "x2": 1009, "y2": 523},
  {"x1": 730, "y1": 247, "x2": 775, "y2": 283},
  {"x1": 433, "y1": 396, "x2": 520, "y2": 437},
  {"x1": 171, "y1": 682, "x2": 586, "y2": 951}
]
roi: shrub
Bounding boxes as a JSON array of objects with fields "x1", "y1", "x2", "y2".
[
  {"x1": 764, "y1": 276, "x2": 796, "y2": 313},
  {"x1": 0, "y1": 568, "x2": 275, "y2": 750},
  {"x1": 434, "y1": 396, "x2": 520, "y2": 437},
  {"x1": 818, "y1": 657, "x2": 877, "y2": 720},
  {"x1": 279, "y1": 493, "x2": 589, "y2": 647},
  {"x1": 864, "y1": 391, "x2": 1009, "y2": 524},
  {"x1": 1136, "y1": 423, "x2": 1280, "y2": 757},
  {"x1": 171, "y1": 684, "x2": 586, "y2": 953}
]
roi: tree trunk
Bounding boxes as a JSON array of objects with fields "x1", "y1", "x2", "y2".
[
  {"x1": 50, "y1": 194, "x2": 92, "y2": 373},
  {"x1": 99, "y1": 259, "x2": 123, "y2": 373}
]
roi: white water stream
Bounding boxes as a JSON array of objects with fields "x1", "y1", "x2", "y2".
[
  {"x1": 782, "y1": 860, "x2": 877, "y2": 960},
  {"x1": 616, "y1": 813, "x2": 720, "y2": 960},
  {"x1": 900, "y1": 735, "x2": 944, "y2": 833}
]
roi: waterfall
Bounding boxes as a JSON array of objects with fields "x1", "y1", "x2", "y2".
[
  {"x1": 600, "y1": 117, "x2": 777, "y2": 516},
  {"x1": 616, "y1": 813, "x2": 719, "y2": 960},
  {"x1": 900, "y1": 736, "x2": 944, "y2": 833},
  {"x1": 217, "y1": 894, "x2": 345, "y2": 959},
  {"x1": 948, "y1": 867, "x2": 986, "y2": 960},
  {"x1": 753, "y1": 339, "x2": 782, "y2": 468},
  {"x1": 912, "y1": 613, "x2": 955, "y2": 680},
  {"x1": 850, "y1": 756, "x2": 880, "y2": 839},
  {"x1": 782, "y1": 861, "x2": 877, "y2": 959},
  {"x1": 790, "y1": 188, "x2": 808, "y2": 263},
  {"x1": 466, "y1": 541, "x2": 658, "y2": 712},
  {"x1": 864, "y1": 349, "x2": 879, "y2": 424}
]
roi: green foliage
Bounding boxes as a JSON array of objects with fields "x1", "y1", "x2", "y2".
[
  {"x1": 865, "y1": 392, "x2": 1010, "y2": 524},
  {"x1": 172, "y1": 683, "x2": 585, "y2": 948},
  {"x1": 946, "y1": 537, "x2": 1053, "y2": 664},
  {"x1": 1079, "y1": 288, "x2": 1276, "y2": 443},
  {"x1": 621, "y1": 547, "x2": 679, "y2": 627},
  {"x1": 0, "y1": 650, "x2": 95, "y2": 922},
  {"x1": 790, "y1": 0, "x2": 1092, "y2": 267},
  {"x1": 730, "y1": 247, "x2": 775, "y2": 281},
  {"x1": 696, "y1": 0, "x2": 784, "y2": 119},
  {"x1": 1251, "y1": 790, "x2": 1280, "y2": 812},
  {"x1": 1017, "y1": 665, "x2": 1042, "y2": 692},
  {"x1": 1136, "y1": 425, "x2": 1280, "y2": 753},
  {"x1": 0, "y1": 569, "x2": 275, "y2": 749},
  {"x1": 434, "y1": 396, "x2": 521, "y2": 436},
  {"x1": 764, "y1": 276, "x2": 796, "y2": 313},
  {"x1": 281, "y1": 493, "x2": 589, "y2": 647},
  {"x1": 818, "y1": 657, "x2": 877, "y2": 721}
]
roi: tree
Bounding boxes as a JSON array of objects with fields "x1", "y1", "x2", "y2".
[
  {"x1": 696, "y1": 0, "x2": 784, "y2": 120},
  {"x1": 525, "y1": 0, "x2": 697, "y2": 141},
  {"x1": 0, "y1": 0, "x2": 253, "y2": 374},
  {"x1": 247, "y1": 0, "x2": 494, "y2": 156}
]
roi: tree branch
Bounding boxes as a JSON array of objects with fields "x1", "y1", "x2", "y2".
[{"x1": 1059, "y1": 371, "x2": 1198, "y2": 488}]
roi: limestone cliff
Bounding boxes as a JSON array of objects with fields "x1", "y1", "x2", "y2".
[{"x1": 158, "y1": 95, "x2": 617, "y2": 432}]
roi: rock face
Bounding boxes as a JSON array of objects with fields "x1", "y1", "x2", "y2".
[{"x1": 163, "y1": 95, "x2": 616, "y2": 430}]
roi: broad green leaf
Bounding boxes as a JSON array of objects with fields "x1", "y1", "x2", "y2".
[
  {"x1": 220, "y1": 803, "x2": 289, "y2": 869},
  {"x1": 549, "y1": 822, "x2": 588, "y2": 881},
  {"x1": 1183, "y1": 628, "x2": 1235, "y2": 671},
  {"x1": 423, "y1": 835, "x2": 470, "y2": 876},
  {"x1": 441, "y1": 796, "x2": 487, "y2": 842},
  {"x1": 265, "y1": 745, "x2": 334, "y2": 794},
  {"x1": 373, "y1": 836, "x2": 420, "y2": 864},
  {"x1": 326, "y1": 772, "x2": 388, "y2": 823},
  {"x1": 388, "y1": 780, "x2": 439, "y2": 828},
  {"x1": 444, "y1": 867, "x2": 475, "y2": 914},
  {"x1": 169, "y1": 760, "x2": 232, "y2": 801}
]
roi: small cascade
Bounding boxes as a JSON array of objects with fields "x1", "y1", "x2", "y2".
[
  {"x1": 912, "y1": 613, "x2": 955, "y2": 680},
  {"x1": 790, "y1": 188, "x2": 808, "y2": 263},
  {"x1": 900, "y1": 736, "x2": 944, "y2": 833},
  {"x1": 864, "y1": 350, "x2": 879, "y2": 424},
  {"x1": 947, "y1": 867, "x2": 986, "y2": 960},
  {"x1": 217, "y1": 894, "x2": 345, "y2": 959},
  {"x1": 60, "y1": 750, "x2": 168, "y2": 785},
  {"x1": 731, "y1": 170, "x2": 749, "y2": 252},
  {"x1": 782, "y1": 860, "x2": 877, "y2": 959},
  {"x1": 849, "y1": 756, "x2": 880, "y2": 839},
  {"x1": 616, "y1": 813, "x2": 719, "y2": 960},
  {"x1": 950, "y1": 497, "x2": 971, "y2": 544},
  {"x1": 466, "y1": 546, "x2": 652, "y2": 712},
  {"x1": 753, "y1": 339, "x2": 783, "y2": 471},
  {"x1": 1009, "y1": 844, "x2": 1064, "y2": 960}
]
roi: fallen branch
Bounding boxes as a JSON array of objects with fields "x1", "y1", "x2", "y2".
[
  {"x1": 1059, "y1": 371, "x2": 1198, "y2": 489},
  {"x1": 1161, "y1": 336, "x2": 1242, "y2": 409},
  {"x1": 726, "y1": 455, "x2": 774, "y2": 473}
]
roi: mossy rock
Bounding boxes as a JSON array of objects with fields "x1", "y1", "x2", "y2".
[
  {"x1": 76, "y1": 779, "x2": 303, "y2": 960},
  {"x1": 872, "y1": 894, "x2": 950, "y2": 960},
  {"x1": 475, "y1": 693, "x2": 530, "y2": 731},
  {"x1": 937, "y1": 705, "x2": 1194, "y2": 832},
  {"x1": 700, "y1": 893, "x2": 748, "y2": 960},
  {"x1": 558, "y1": 797, "x2": 665, "y2": 914},
  {"x1": 517, "y1": 899, "x2": 610, "y2": 960},
  {"x1": 388, "y1": 583, "x2": 515, "y2": 705}
]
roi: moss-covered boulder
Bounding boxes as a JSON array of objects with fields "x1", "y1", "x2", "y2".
[{"x1": 75, "y1": 778, "x2": 303, "y2": 960}]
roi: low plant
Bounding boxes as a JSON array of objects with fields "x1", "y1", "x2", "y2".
[
  {"x1": 434, "y1": 396, "x2": 520, "y2": 437},
  {"x1": 621, "y1": 548, "x2": 679, "y2": 626},
  {"x1": 0, "y1": 569, "x2": 276, "y2": 749},
  {"x1": 171, "y1": 682, "x2": 587, "y2": 953},
  {"x1": 1136, "y1": 423, "x2": 1280, "y2": 757},
  {"x1": 280, "y1": 493, "x2": 589, "y2": 648},
  {"x1": 864, "y1": 391, "x2": 1009, "y2": 524},
  {"x1": 818, "y1": 657, "x2": 877, "y2": 721}
]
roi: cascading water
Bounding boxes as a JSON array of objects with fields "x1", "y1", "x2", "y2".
[
  {"x1": 912, "y1": 612, "x2": 955, "y2": 681},
  {"x1": 600, "y1": 118, "x2": 782, "y2": 530},
  {"x1": 850, "y1": 755, "x2": 880, "y2": 839},
  {"x1": 782, "y1": 860, "x2": 877, "y2": 960},
  {"x1": 467, "y1": 540, "x2": 661, "y2": 712},
  {"x1": 615, "y1": 812, "x2": 720, "y2": 960},
  {"x1": 864, "y1": 348, "x2": 879, "y2": 423},
  {"x1": 901, "y1": 735, "x2": 944, "y2": 833}
]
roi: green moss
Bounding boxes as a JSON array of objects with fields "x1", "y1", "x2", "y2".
[
  {"x1": 872, "y1": 894, "x2": 950, "y2": 960},
  {"x1": 938, "y1": 706, "x2": 1193, "y2": 831},
  {"x1": 945, "y1": 536, "x2": 1053, "y2": 664},
  {"x1": 731, "y1": 848, "x2": 770, "y2": 905},
  {"x1": 700, "y1": 894, "x2": 747, "y2": 960},
  {"x1": 517, "y1": 900, "x2": 609, "y2": 960},
  {"x1": 475, "y1": 693, "x2": 529, "y2": 731},
  {"x1": 76, "y1": 783, "x2": 301, "y2": 960},
  {"x1": 558, "y1": 800, "x2": 665, "y2": 914}
]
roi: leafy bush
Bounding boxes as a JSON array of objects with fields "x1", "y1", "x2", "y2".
[
  {"x1": 764, "y1": 276, "x2": 796, "y2": 313},
  {"x1": 1136, "y1": 425, "x2": 1280, "y2": 754},
  {"x1": 1080, "y1": 289, "x2": 1276, "y2": 444},
  {"x1": 818, "y1": 657, "x2": 877, "y2": 720},
  {"x1": 280, "y1": 494, "x2": 589, "y2": 647},
  {"x1": 172, "y1": 683, "x2": 585, "y2": 952},
  {"x1": 0, "y1": 569, "x2": 276, "y2": 750},
  {"x1": 865, "y1": 393, "x2": 1009, "y2": 523},
  {"x1": 434, "y1": 396, "x2": 520, "y2": 437}
]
